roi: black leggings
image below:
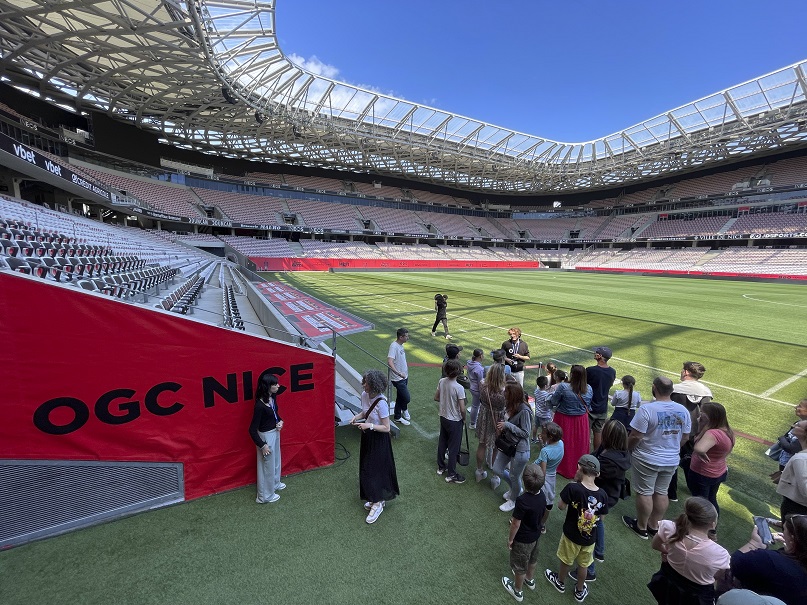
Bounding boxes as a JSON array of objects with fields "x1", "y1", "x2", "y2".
[{"x1": 432, "y1": 317, "x2": 448, "y2": 334}]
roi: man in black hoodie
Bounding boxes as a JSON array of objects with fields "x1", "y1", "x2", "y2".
[{"x1": 431, "y1": 294, "x2": 452, "y2": 339}]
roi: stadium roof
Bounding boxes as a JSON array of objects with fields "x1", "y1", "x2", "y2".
[{"x1": 1, "y1": 0, "x2": 807, "y2": 194}]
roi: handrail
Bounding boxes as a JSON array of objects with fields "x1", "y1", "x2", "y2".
[{"x1": 320, "y1": 328, "x2": 395, "y2": 404}]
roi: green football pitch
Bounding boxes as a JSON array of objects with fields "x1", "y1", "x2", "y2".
[{"x1": 2, "y1": 270, "x2": 805, "y2": 605}]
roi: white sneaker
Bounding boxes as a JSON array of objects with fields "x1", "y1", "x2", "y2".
[
  {"x1": 256, "y1": 493, "x2": 280, "y2": 504},
  {"x1": 475, "y1": 468, "x2": 488, "y2": 482},
  {"x1": 445, "y1": 334, "x2": 453, "y2": 340},
  {"x1": 500, "y1": 499, "x2": 516, "y2": 512},
  {"x1": 396, "y1": 417, "x2": 411, "y2": 426},
  {"x1": 431, "y1": 331, "x2": 437, "y2": 337},
  {"x1": 276, "y1": 482, "x2": 286, "y2": 490},
  {"x1": 402, "y1": 410, "x2": 411, "y2": 421},
  {"x1": 503, "y1": 490, "x2": 511, "y2": 501},
  {"x1": 363, "y1": 501, "x2": 372, "y2": 510},
  {"x1": 366, "y1": 501, "x2": 385, "y2": 524},
  {"x1": 490, "y1": 475, "x2": 501, "y2": 490}
]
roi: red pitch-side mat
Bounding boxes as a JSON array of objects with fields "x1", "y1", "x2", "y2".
[{"x1": 257, "y1": 281, "x2": 373, "y2": 340}]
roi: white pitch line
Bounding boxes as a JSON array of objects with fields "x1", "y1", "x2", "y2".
[
  {"x1": 404, "y1": 422, "x2": 439, "y2": 440},
  {"x1": 321, "y1": 280, "x2": 797, "y2": 408},
  {"x1": 742, "y1": 294, "x2": 807, "y2": 309},
  {"x1": 760, "y1": 368, "x2": 807, "y2": 398},
  {"x1": 482, "y1": 336, "x2": 494, "y2": 341}
]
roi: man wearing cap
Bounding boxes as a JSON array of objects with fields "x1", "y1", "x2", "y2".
[
  {"x1": 443, "y1": 344, "x2": 471, "y2": 389},
  {"x1": 387, "y1": 328, "x2": 411, "y2": 426},
  {"x1": 485, "y1": 349, "x2": 512, "y2": 377},
  {"x1": 502, "y1": 328, "x2": 530, "y2": 387},
  {"x1": 587, "y1": 347, "x2": 616, "y2": 451},
  {"x1": 622, "y1": 376, "x2": 691, "y2": 540}
]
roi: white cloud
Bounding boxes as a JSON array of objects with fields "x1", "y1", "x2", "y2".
[{"x1": 286, "y1": 53, "x2": 340, "y2": 79}]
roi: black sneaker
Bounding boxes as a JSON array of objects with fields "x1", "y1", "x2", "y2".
[
  {"x1": 622, "y1": 515, "x2": 649, "y2": 539},
  {"x1": 648, "y1": 527, "x2": 659, "y2": 537},
  {"x1": 523, "y1": 578, "x2": 535, "y2": 590},
  {"x1": 574, "y1": 584, "x2": 589, "y2": 602},
  {"x1": 569, "y1": 568, "x2": 596, "y2": 582},
  {"x1": 445, "y1": 473, "x2": 466, "y2": 484},
  {"x1": 501, "y1": 577, "x2": 523, "y2": 602},
  {"x1": 594, "y1": 553, "x2": 605, "y2": 563},
  {"x1": 544, "y1": 569, "x2": 565, "y2": 593}
]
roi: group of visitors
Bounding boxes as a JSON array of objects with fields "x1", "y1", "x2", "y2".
[{"x1": 246, "y1": 302, "x2": 807, "y2": 604}]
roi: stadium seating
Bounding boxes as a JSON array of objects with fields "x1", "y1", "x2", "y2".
[
  {"x1": 191, "y1": 188, "x2": 286, "y2": 224},
  {"x1": 286, "y1": 199, "x2": 363, "y2": 230},
  {"x1": 640, "y1": 215, "x2": 732, "y2": 238},
  {"x1": 724, "y1": 211, "x2": 807, "y2": 235}
]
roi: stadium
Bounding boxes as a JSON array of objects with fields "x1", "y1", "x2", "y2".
[{"x1": 1, "y1": 1, "x2": 806, "y2": 604}]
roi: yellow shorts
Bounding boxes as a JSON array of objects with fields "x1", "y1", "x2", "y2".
[{"x1": 556, "y1": 534, "x2": 595, "y2": 568}]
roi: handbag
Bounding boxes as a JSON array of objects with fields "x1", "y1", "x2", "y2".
[
  {"x1": 495, "y1": 430, "x2": 519, "y2": 458},
  {"x1": 765, "y1": 441, "x2": 783, "y2": 461},
  {"x1": 495, "y1": 404, "x2": 527, "y2": 458},
  {"x1": 457, "y1": 420, "x2": 470, "y2": 466}
]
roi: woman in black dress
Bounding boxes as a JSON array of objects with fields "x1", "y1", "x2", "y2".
[{"x1": 351, "y1": 369, "x2": 400, "y2": 523}]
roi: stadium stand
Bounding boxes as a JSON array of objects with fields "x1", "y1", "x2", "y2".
[
  {"x1": 639, "y1": 215, "x2": 732, "y2": 238},
  {"x1": 724, "y1": 210, "x2": 807, "y2": 235},
  {"x1": 350, "y1": 181, "x2": 404, "y2": 199},
  {"x1": 221, "y1": 235, "x2": 296, "y2": 258},
  {"x1": 298, "y1": 240, "x2": 380, "y2": 259},
  {"x1": 767, "y1": 155, "x2": 807, "y2": 187},
  {"x1": 578, "y1": 248, "x2": 710, "y2": 271},
  {"x1": 699, "y1": 246, "x2": 807, "y2": 276},
  {"x1": 282, "y1": 174, "x2": 347, "y2": 192},
  {"x1": 241, "y1": 171, "x2": 285, "y2": 186},
  {"x1": 79, "y1": 165, "x2": 204, "y2": 217},
  {"x1": 286, "y1": 198, "x2": 363, "y2": 230},
  {"x1": 191, "y1": 188, "x2": 286, "y2": 224},
  {"x1": 0, "y1": 195, "x2": 213, "y2": 293},
  {"x1": 357, "y1": 205, "x2": 429, "y2": 234},
  {"x1": 415, "y1": 211, "x2": 477, "y2": 237}
]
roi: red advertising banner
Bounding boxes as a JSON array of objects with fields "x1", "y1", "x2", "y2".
[
  {"x1": 0, "y1": 272, "x2": 335, "y2": 500},
  {"x1": 251, "y1": 257, "x2": 541, "y2": 272},
  {"x1": 256, "y1": 281, "x2": 372, "y2": 339}
]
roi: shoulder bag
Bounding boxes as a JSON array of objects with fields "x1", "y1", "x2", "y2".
[
  {"x1": 457, "y1": 420, "x2": 470, "y2": 466},
  {"x1": 495, "y1": 404, "x2": 527, "y2": 458}
]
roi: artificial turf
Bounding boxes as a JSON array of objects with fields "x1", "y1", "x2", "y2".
[{"x1": 2, "y1": 270, "x2": 805, "y2": 605}]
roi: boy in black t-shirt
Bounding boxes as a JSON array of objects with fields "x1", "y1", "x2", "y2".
[
  {"x1": 544, "y1": 454, "x2": 608, "y2": 603},
  {"x1": 501, "y1": 464, "x2": 547, "y2": 602}
]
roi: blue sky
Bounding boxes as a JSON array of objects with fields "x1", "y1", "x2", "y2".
[{"x1": 275, "y1": 0, "x2": 806, "y2": 142}]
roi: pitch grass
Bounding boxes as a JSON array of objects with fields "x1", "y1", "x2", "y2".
[{"x1": 2, "y1": 271, "x2": 806, "y2": 605}]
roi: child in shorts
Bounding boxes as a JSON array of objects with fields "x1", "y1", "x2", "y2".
[
  {"x1": 501, "y1": 464, "x2": 547, "y2": 602},
  {"x1": 535, "y1": 422, "x2": 564, "y2": 534},
  {"x1": 544, "y1": 454, "x2": 609, "y2": 603},
  {"x1": 531, "y1": 375, "x2": 552, "y2": 444}
]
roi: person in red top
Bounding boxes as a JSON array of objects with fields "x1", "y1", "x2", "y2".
[{"x1": 686, "y1": 402, "x2": 734, "y2": 517}]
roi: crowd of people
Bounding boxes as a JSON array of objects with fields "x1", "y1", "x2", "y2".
[{"x1": 247, "y1": 307, "x2": 807, "y2": 604}]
